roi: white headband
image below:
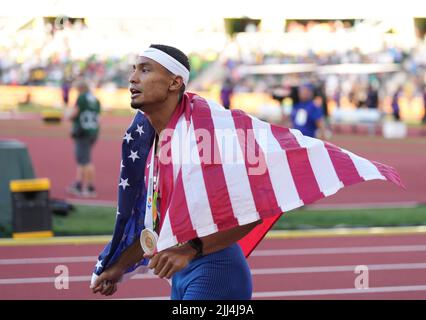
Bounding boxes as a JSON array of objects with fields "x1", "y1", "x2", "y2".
[{"x1": 140, "y1": 47, "x2": 189, "y2": 86}]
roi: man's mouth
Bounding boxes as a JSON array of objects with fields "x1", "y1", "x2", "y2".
[{"x1": 130, "y1": 88, "x2": 142, "y2": 99}]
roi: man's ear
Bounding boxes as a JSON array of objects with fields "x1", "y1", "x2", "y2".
[{"x1": 169, "y1": 76, "x2": 184, "y2": 93}]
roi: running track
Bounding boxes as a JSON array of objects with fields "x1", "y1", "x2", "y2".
[{"x1": 1, "y1": 233, "x2": 426, "y2": 300}]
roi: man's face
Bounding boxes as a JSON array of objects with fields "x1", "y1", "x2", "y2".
[
  {"x1": 129, "y1": 56, "x2": 175, "y2": 111},
  {"x1": 298, "y1": 86, "x2": 313, "y2": 102}
]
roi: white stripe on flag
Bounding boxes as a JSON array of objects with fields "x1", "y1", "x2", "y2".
[
  {"x1": 289, "y1": 129, "x2": 343, "y2": 196},
  {"x1": 181, "y1": 121, "x2": 218, "y2": 236},
  {"x1": 250, "y1": 118, "x2": 303, "y2": 212},
  {"x1": 157, "y1": 210, "x2": 178, "y2": 251},
  {"x1": 208, "y1": 104, "x2": 259, "y2": 225},
  {"x1": 171, "y1": 116, "x2": 187, "y2": 183},
  {"x1": 341, "y1": 148, "x2": 385, "y2": 181}
]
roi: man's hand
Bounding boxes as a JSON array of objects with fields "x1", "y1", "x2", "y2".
[
  {"x1": 91, "y1": 264, "x2": 125, "y2": 296},
  {"x1": 143, "y1": 243, "x2": 196, "y2": 279},
  {"x1": 143, "y1": 220, "x2": 261, "y2": 280}
]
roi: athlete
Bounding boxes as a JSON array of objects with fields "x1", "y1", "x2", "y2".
[{"x1": 91, "y1": 45, "x2": 259, "y2": 299}]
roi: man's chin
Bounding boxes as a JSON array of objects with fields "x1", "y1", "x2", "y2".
[{"x1": 130, "y1": 101, "x2": 143, "y2": 110}]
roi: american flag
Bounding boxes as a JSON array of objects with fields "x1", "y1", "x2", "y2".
[
  {"x1": 92, "y1": 110, "x2": 155, "y2": 282},
  {"x1": 93, "y1": 92, "x2": 403, "y2": 280}
]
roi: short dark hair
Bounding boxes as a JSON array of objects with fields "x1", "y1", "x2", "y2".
[
  {"x1": 149, "y1": 44, "x2": 190, "y2": 72},
  {"x1": 150, "y1": 44, "x2": 190, "y2": 101}
]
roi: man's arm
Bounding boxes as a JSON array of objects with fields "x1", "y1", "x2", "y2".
[
  {"x1": 145, "y1": 220, "x2": 262, "y2": 280},
  {"x1": 92, "y1": 219, "x2": 262, "y2": 296},
  {"x1": 64, "y1": 104, "x2": 79, "y2": 121},
  {"x1": 66, "y1": 95, "x2": 82, "y2": 121},
  {"x1": 91, "y1": 238, "x2": 145, "y2": 295},
  {"x1": 197, "y1": 219, "x2": 262, "y2": 256}
]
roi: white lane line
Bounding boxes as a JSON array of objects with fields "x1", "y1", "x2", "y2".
[
  {"x1": 250, "y1": 263, "x2": 426, "y2": 275},
  {"x1": 250, "y1": 245, "x2": 426, "y2": 256},
  {"x1": 0, "y1": 256, "x2": 95, "y2": 265},
  {"x1": 2, "y1": 244, "x2": 426, "y2": 265},
  {"x1": 112, "y1": 285, "x2": 426, "y2": 300},
  {"x1": 0, "y1": 273, "x2": 157, "y2": 285},
  {"x1": 252, "y1": 285, "x2": 426, "y2": 298},
  {"x1": 0, "y1": 275, "x2": 92, "y2": 285},
  {"x1": 2, "y1": 262, "x2": 426, "y2": 285}
]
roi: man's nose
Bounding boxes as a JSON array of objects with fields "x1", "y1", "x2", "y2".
[{"x1": 129, "y1": 71, "x2": 138, "y2": 84}]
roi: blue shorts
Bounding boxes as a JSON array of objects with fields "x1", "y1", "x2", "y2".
[{"x1": 171, "y1": 243, "x2": 252, "y2": 300}]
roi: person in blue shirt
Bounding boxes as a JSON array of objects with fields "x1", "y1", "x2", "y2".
[
  {"x1": 290, "y1": 83, "x2": 326, "y2": 139},
  {"x1": 391, "y1": 86, "x2": 403, "y2": 121}
]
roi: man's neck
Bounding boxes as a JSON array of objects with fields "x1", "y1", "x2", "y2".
[{"x1": 145, "y1": 96, "x2": 179, "y2": 135}]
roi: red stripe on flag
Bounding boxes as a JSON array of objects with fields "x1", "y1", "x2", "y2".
[
  {"x1": 191, "y1": 99, "x2": 238, "y2": 230},
  {"x1": 238, "y1": 214, "x2": 282, "y2": 257},
  {"x1": 231, "y1": 110, "x2": 281, "y2": 216},
  {"x1": 157, "y1": 94, "x2": 192, "y2": 231},
  {"x1": 158, "y1": 94, "x2": 188, "y2": 207},
  {"x1": 324, "y1": 142, "x2": 364, "y2": 186},
  {"x1": 270, "y1": 125, "x2": 324, "y2": 204},
  {"x1": 166, "y1": 170, "x2": 197, "y2": 243},
  {"x1": 158, "y1": 129, "x2": 176, "y2": 231},
  {"x1": 372, "y1": 160, "x2": 405, "y2": 189}
]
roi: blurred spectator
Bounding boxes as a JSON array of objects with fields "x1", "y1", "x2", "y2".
[
  {"x1": 61, "y1": 76, "x2": 72, "y2": 107},
  {"x1": 313, "y1": 81, "x2": 329, "y2": 121},
  {"x1": 366, "y1": 84, "x2": 379, "y2": 109},
  {"x1": 67, "y1": 80, "x2": 100, "y2": 198},
  {"x1": 288, "y1": 83, "x2": 326, "y2": 139},
  {"x1": 220, "y1": 78, "x2": 234, "y2": 109},
  {"x1": 391, "y1": 86, "x2": 403, "y2": 121}
]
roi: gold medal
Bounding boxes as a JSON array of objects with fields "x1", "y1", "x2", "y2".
[{"x1": 140, "y1": 228, "x2": 158, "y2": 255}]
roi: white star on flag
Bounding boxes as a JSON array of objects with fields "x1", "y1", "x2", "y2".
[
  {"x1": 136, "y1": 124, "x2": 144, "y2": 136},
  {"x1": 116, "y1": 210, "x2": 121, "y2": 216},
  {"x1": 120, "y1": 160, "x2": 125, "y2": 170},
  {"x1": 95, "y1": 259, "x2": 103, "y2": 270},
  {"x1": 119, "y1": 178, "x2": 130, "y2": 190},
  {"x1": 123, "y1": 132, "x2": 133, "y2": 144},
  {"x1": 128, "y1": 150, "x2": 140, "y2": 162}
]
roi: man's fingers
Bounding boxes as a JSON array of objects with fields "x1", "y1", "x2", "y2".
[
  {"x1": 92, "y1": 275, "x2": 107, "y2": 293},
  {"x1": 106, "y1": 284, "x2": 118, "y2": 296},
  {"x1": 91, "y1": 274, "x2": 105, "y2": 290},
  {"x1": 105, "y1": 283, "x2": 116, "y2": 296},
  {"x1": 165, "y1": 266, "x2": 176, "y2": 279},
  {"x1": 103, "y1": 284, "x2": 113, "y2": 296},
  {"x1": 148, "y1": 253, "x2": 159, "y2": 269},
  {"x1": 157, "y1": 261, "x2": 173, "y2": 279},
  {"x1": 93, "y1": 283, "x2": 105, "y2": 294},
  {"x1": 100, "y1": 281, "x2": 113, "y2": 295},
  {"x1": 153, "y1": 255, "x2": 168, "y2": 275}
]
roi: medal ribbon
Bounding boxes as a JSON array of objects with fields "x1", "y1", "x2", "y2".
[{"x1": 145, "y1": 136, "x2": 160, "y2": 233}]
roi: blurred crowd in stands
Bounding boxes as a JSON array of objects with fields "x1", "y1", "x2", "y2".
[
  {"x1": 0, "y1": 18, "x2": 213, "y2": 89},
  {"x1": 1, "y1": 17, "x2": 426, "y2": 125},
  {"x1": 222, "y1": 44, "x2": 426, "y2": 116}
]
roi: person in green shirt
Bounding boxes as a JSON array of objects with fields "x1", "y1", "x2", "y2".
[{"x1": 67, "y1": 80, "x2": 101, "y2": 197}]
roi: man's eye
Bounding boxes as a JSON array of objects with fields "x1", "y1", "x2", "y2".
[{"x1": 142, "y1": 68, "x2": 149, "y2": 72}]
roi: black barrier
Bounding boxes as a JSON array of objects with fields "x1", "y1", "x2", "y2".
[
  {"x1": 10, "y1": 178, "x2": 53, "y2": 238},
  {"x1": 0, "y1": 140, "x2": 35, "y2": 234}
]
